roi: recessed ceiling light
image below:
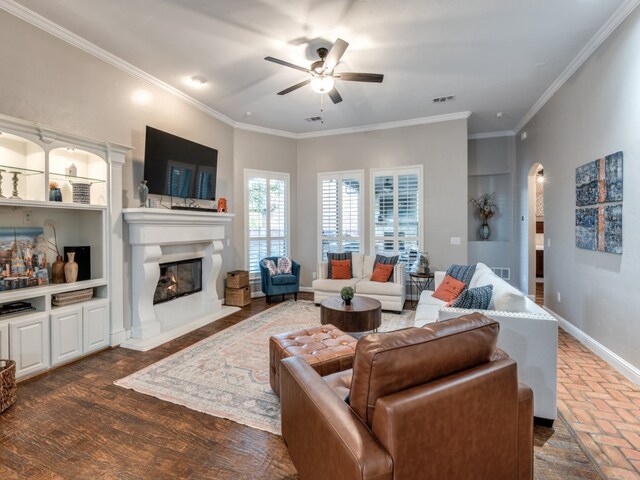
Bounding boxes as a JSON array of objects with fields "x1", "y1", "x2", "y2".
[
  {"x1": 189, "y1": 75, "x2": 208, "y2": 87},
  {"x1": 496, "y1": 112, "x2": 504, "y2": 118}
]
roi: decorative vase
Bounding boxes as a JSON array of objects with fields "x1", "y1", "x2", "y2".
[
  {"x1": 49, "y1": 188, "x2": 62, "y2": 202},
  {"x1": 480, "y1": 219, "x2": 491, "y2": 241},
  {"x1": 64, "y1": 252, "x2": 78, "y2": 283},
  {"x1": 138, "y1": 180, "x2": 149, "y2": 207},
  {"x1": 52, "y1": 256, "x2": 65, "y2": 283},
  {"x1": 342, "y1": 296, "x2": 352, "y2": 306}
]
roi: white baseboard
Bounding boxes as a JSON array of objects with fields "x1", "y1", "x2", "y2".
[
  {"x1": 544, "y1": 306, "x2": 640, "y2": 386},
  {"x1": 300, "y1": 286, "x2": 313, "y2": 293},
  {"x1": 251, "y1": 287, "x2": 313, "y2": 298}
]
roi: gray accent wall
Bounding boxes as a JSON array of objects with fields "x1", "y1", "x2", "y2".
[
  {"x1": 297, "y1": 120, "x2": 469, "y2": 287},
  {"x1": 515, "y1": 7, "x2": 640, "y2": 370}
]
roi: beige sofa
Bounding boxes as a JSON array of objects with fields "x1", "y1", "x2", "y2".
[{"x1": 312, "y1": 253, "x2": 406, "y2": 312}]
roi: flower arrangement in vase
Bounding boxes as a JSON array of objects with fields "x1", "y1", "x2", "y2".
[
  {"x1": 470, "y1": 193, "x2": 497, "y2": 240},
  {"x1": 340, "y1": 286, "x2": 354, "y2": 306},
  {"x1": 49, "y1": 181, "x2": 62, "y2": 202}
]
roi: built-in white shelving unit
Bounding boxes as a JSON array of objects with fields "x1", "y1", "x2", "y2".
[{"x1": 0, "y1": 113, "x2": 130, "y2": 380}]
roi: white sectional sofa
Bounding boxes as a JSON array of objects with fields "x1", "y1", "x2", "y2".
[
  {"x1": 415, "y1": 262, "x2": 558, "y2": 424},
  {"x1": 312, "y1": 253, "x2": 406, "y2": 312}
]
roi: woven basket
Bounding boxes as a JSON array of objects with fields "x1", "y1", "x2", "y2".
[
  {"x1": 225, "y1": 286, "x2": 251, "y2": 307},
  {"x1": 52, "y1": 288, "x2": 94, "y2": 306},
  {"x1": 227, "y1": 270, "x2": 249, "y2": 289},
  {"x1": 0, "y1": 359, "x2": 16, "y2": 414}
]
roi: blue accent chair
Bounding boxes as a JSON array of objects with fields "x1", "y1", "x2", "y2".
[{"x1": 260, "y1": 257, "x2": 301, "y2": 304}]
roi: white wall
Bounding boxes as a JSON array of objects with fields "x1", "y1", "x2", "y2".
[
  {"x1": 232, "y1": 129, "x2": 297, "y2": 275},
  {"x1": 515, "y1": 7, "x2": 640, "y2": 370},
  {"x1": 297, "y1": 119, "x2": 469, "y2": 287},
  {"x1": 468, "y1": 136, "x2": 518, "y2": 285},
  {"x1": 0, "y1": 11, "x2": 236, "y2": 329}
]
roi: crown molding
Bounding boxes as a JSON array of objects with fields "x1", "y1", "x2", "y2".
[
  {"x1": 468, "y1": 130, "x2": 515, "y2": 140},
  {"x1": 0, "y1": 1, "x2": 471, "y2": 140},
  {"x1": 233, "y1": 122, "x2": 298, "y2": 139},
  {"x1": 514, "y1": 0, "x2": 640, "y2": 134},
  {"x1": 0, "y1": 0, "x2": 236, "y2": 128},
  {"x1": 295, "y1": 111, "x2": 472, "y2": 139}
]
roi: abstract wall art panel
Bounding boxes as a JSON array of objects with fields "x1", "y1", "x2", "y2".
[
  {"x1": 575, "y1": 151, "x2": 623, "y2": 254},
  {"x1": 575, "y1": 161, "x2": 598, "y2": 206},
  {"x1": 576, "y1": 208, "x2": 598, "y2": 251},
  {"x1": 603, "y1": 204, "x2": 622, "y2": 254},
  {"x1": 604, "y1": 151, "x2": 623, "y2": 203}
]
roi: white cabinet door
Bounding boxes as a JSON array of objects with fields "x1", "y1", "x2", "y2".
[
  {"x1": 51, "y1": 307, "x2": 83, "y2": 366},
  {"x1": 0, "y1": 322, "x2": 8, "y2": 359},
  {"x1": 10, "y1": 314, "x2": 50, "y2": 379},
  {"x1": 83, "y1": 300, "x2": 109, "y2": 354}
]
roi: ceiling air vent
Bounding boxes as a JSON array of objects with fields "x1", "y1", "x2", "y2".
[
  {"x1": 432, "y1": 95, "x2": 456, "y2": 103},
  {"x1": 305, "y1": 116, "x2": 323, "y2": 122}
]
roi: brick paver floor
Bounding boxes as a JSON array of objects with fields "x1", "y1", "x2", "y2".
[{"x1": 558, "y1": 329, "x2": 640, "y2": 479}]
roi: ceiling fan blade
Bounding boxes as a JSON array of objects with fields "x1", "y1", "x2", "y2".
[
  {"x1": 322, "y1": 38, "x2": 349, "y2": 72},
  {"x1": 335, "y1": 72, "x2": 384, "y2": 83},
  {"x1": 277, "y1": 79, "x2": 311, "y2": 95},
  {"x1": 265, "y1": 56, "x2": 311, "y2": 74},
  {"x1": 327, "y1": 87, "x2": 343, "y2": 104}
]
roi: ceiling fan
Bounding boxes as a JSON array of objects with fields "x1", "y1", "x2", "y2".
[{"x1": 264, "y1": 38, "x2": 383, "y2": 104}]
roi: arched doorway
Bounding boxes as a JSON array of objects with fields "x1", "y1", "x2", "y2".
[{"x1": 527, "y1": 163, "x2": 544, "y2": 303}]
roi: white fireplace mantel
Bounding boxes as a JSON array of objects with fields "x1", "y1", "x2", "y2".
[{"x1": 122, "y1": 208, "x2": 237, "y2": 351}]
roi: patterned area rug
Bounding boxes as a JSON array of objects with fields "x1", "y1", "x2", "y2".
[{"x1": 115, "y1": 300, "x2": 417, "y2": 434}]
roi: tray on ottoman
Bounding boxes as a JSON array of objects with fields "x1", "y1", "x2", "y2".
[{"x1": 269, "y1": 325, "x2": 357, "y2": 397}]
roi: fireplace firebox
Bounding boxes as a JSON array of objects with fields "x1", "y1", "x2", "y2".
[{"x1": 153, "y1": 258, "x2": 202, "y2": 304}]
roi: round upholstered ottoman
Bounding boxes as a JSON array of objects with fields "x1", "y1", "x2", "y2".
[{"x1": 269, "y1": 325, "x2": 357, "y2": 397}]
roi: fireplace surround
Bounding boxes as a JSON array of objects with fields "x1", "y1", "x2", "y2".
[{"x1": 123, "y1": 208, "x2": 236, "y2": 351}]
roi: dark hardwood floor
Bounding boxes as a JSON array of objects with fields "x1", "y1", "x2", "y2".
[
  {"x1": 0, "y1": 295, "x2": 301, "y2": 480},
  {"x1": 0, "y1": 291, "x2": 600, "y2": 479}
]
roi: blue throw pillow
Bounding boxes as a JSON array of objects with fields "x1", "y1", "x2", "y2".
[
  {"x1": 327, "y1": 252, "x2": 352, "y2": 278},
  {"x1": 446, "y1": 264, "x2": 476, "y2": 288},
  {"x1": 452, "y1": 284, "x2": 493, "y2": 309}
]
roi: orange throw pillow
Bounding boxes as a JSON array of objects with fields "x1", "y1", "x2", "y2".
[
  {"x1": 331, "y1": 259, "x2": 352, "y2": 279},
  {"x1": 371, "y1": 263, "x2": 394, "y2": 282},
  {"x1": 432, "y1": 275, "x2": 466, "y2": 302}
]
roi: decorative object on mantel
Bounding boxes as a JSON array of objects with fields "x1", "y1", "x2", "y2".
[
  {"x1": 575, "y1": 151, "x2": 623, "y2": 254},
  {"x1": 0, "y1": 359, "x2": 17, "y2": 414},
  {"x1": 138, "y1": 180, "x2": 149, "y2": 207},
  {"x1": 217, "y1": 197, "x2": 227, "y2": 213},
  {"x1": 64, "y1": 251, "x2": 78, "y2": 283},
  {"x1": 340, "y1": 286, "x2": 354, "y2": 305},
  {"x1": 0, "y1": 227, "x2": 49, "y2": 290},
  {"x1": 470, "y1": 193, "x2": 497, "y2": 241},
  {"x1": 70, "y1": 181, "x2": 91, "y2": 204},
  {"x1": 413, "y1": 251, "x2": 431, "y2": 274},
  {"x1": 49, "y1": 181, "x2": 62, "y2": 202}
]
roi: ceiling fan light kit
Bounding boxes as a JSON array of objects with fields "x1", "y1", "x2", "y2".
[{"x1": 265, "y1": 38, "x2": 383, "y2": 105}]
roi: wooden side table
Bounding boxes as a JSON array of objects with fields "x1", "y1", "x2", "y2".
[
  {"x1": 409, "y1": 271, "x2": 435, "y2": 309},
  {"x1": 320, "y1": 296, "x2": 382, "y2": 334}
]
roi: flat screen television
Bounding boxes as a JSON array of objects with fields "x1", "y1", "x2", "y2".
[{"x1": 143, "y1": 126, "x2": 217, "y2": 200}]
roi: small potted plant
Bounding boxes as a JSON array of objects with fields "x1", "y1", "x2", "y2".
[{"x1": 340, "y1": 286, "x2": 354, "y2": 306}]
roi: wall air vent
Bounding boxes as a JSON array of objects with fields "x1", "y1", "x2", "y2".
[
  {"x1": 432, "y1": 95, "x2": 456, "y2": 103},
  {"x1": 305, "y1": 116, "x2": 323, "y2": 122}
]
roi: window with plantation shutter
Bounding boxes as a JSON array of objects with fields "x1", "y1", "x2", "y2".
[
  {"x1": 371, "y1": 166, "x2": 423, "y2": 264},
  {"x1": 245, "y1": 169, "x2": 290, "y2": 275},
  {"x1": 318, "y1": 171, "x2": 363, "y2": 261}
]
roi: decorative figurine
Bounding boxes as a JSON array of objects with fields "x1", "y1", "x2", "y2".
[{"x1": 138, "y1": 180, "x2": 149, "y2": 207}]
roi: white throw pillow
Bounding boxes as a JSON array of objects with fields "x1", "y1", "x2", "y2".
[
  {"x1": 470, "y1": 262, "x2": 493, "y2": 288},
  {"x1": 352, "y1": 253, "x2": 365, "y2": 278},
  {"x1": 473, "y1": 270, "x2": 526, "y2": 312},
  {"x1": 363, "y1": 255, "x2": 376, "y2": 278}
]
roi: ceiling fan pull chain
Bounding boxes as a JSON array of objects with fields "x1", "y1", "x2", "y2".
[{"x1": 320, "y1": 94, "x2": 324, "y2": 124}]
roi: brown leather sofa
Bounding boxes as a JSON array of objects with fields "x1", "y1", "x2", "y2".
[{"x1": 279, "y1": 313, "x2": 534, "y2": 480}]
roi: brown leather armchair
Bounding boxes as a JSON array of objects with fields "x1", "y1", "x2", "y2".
[{"x1": 279, "y1": 313, "x2": 534, "y2": 480}]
